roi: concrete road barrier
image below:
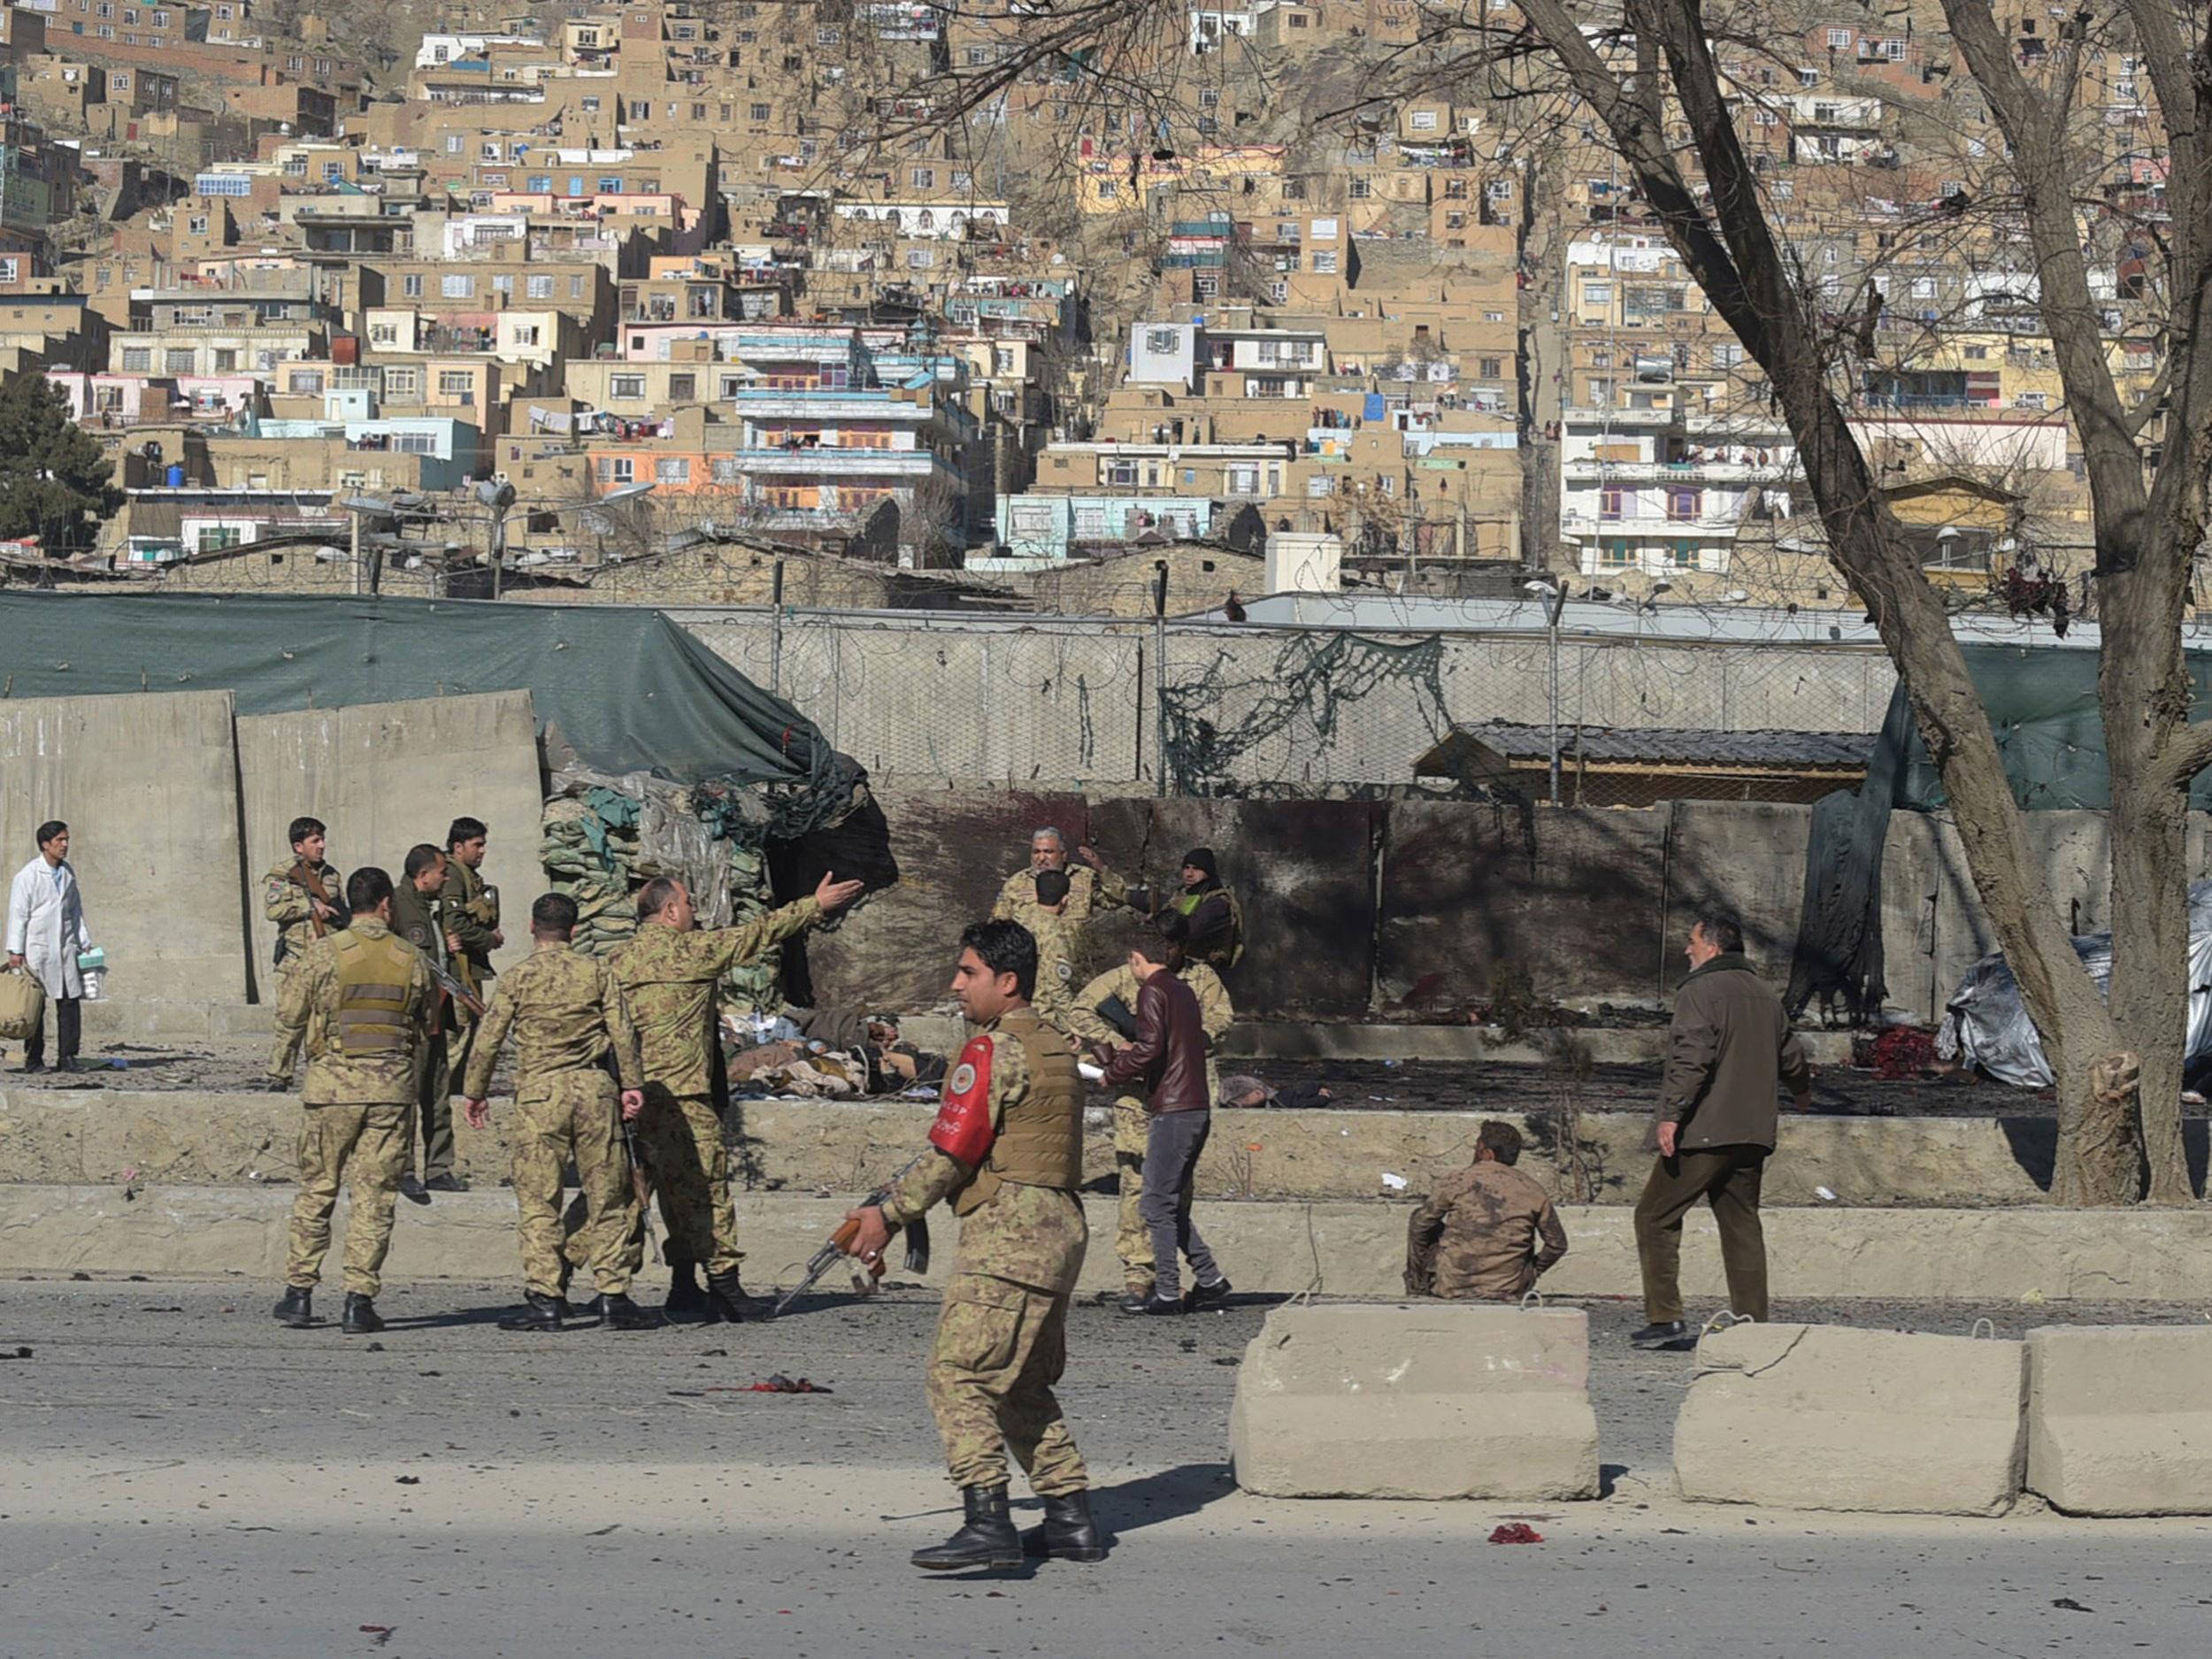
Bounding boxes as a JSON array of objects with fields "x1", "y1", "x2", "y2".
[
  {"x1": 1228, "y1": 1302, "x2": 1600, "y2": 1501},
  {"x1": 1673, "y1": 1323, "x2": 2027, "y2": 1516},
  {"x1": 2027, "y1": 1325, "x2": 2212, "y2": 1516}
]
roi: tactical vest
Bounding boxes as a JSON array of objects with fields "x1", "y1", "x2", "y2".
[
  {"x1": 1173, "y1": 886, "x2": 1244, "y2": 967},
  {"x1": 953, "y1": 1007, "x2": 1085, "y2": 1217},
  {"x1": 331, "y1": 930, "x2": 419, "y2": 1056}
]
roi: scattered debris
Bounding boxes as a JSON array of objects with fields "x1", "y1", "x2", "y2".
[
  {"x1": 395, "y1": 1476, "x2": 420, "y2": 1486},
  {"x1": 2051, "y1": 1598, "x2": 2092, "y2": 1613},
  {"x1": 1855, "y1": 1025, "x2": 1939, "y2": 1080},
  {"x1": 750, "y1": 1374, "x2": 830, "y2": 1394},
  {"x1": 1488, "y1": 1523, "x2": 1544, "y2": 1545},
  {"x1": 2, "y1": 1345, "x2": 32, "y2": 1359}
]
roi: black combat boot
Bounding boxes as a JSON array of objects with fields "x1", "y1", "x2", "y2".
[
  {"x1": 911, "y1": 1484, "x2": 1022, "y2": 1572},
  {"x1": 272, "y1": 1286, "x2": 314, "y2": 1328},
  {"x1": 498, "y1": 1292, "x2": 567, "y2": 1333},
  {"x1": 663, "y1": 1260, "x2": 710, "y2": 1323},
  {"x1": 705, "y1": 1269, "x2": 759, "y2": 1324},
  {"x1": 1020, "y1": 1491, "x2": 1108, "y2": 1563},
  {"x1": 1187, "y1": 1276, "x2": 1233, "y2": 1310},
  {"x1": 1140, "y1": 1291, "x2": 1186, "y2": 1315},
  {"x1": 341, "y1": 1294, "x2": 384, "y2": 1334},
  {"x1": 592, "y1": 1292, "x2": 662, "y2": 1331},
  {"x1": 396, "y1": 1174, "x2": 431, "y2": 1206}
]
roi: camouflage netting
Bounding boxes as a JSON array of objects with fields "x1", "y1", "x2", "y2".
[{"x1": 541, "y1": 765, "x2": 784, "y2": 1010}]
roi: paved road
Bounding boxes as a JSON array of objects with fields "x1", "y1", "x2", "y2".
[{"x1": 4, "y1": 1281, "x2": 2208, "y2": 1657}]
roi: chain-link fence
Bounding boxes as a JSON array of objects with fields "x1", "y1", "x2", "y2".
[{"x1": 669, "y1": 607, "x2": 1898, "y2": 795}]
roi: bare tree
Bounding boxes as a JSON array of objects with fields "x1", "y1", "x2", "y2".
[
  {"x1": 870, "y1": 0, "x2": 2209, "y2": 1202},
  {"x1": 1495, "y1": 0, "x2": 2206, "y2": 1202}
]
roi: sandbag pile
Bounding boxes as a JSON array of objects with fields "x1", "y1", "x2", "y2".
[{"x1": 540, "y1": 767, "x2": 782, "y2": 1007}]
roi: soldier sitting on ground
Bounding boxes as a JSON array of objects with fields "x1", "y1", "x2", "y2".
[{"x1": 1404, "y1": 1119, "x2": 1570, "y2": 1302}]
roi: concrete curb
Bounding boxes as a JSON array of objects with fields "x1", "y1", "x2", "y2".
[
  {"x1": 1229, "y1": 1303, "x2": 1600, "y2": 1500},
  {"x1": 3, "y1": 1186, "x2": 2208, "y2": 1300},
  {"x1": 2027, "y1": 1325, "x2": 2212, "y2": 1516},
  {"x1": 1674, "y1": 1324, "x2": 2029, "y2": 1517},
  {"x1": 0, "y1": 1087, "x2": 2168, "y2": 1208}
]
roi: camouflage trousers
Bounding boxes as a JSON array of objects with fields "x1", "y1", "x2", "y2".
[
  {"x1": 285, "y1": 1102, "x2": 409, "y2": 1296},
  {"x1": 561, "y1": 1087, "x2": 740, "y2": 1278},
  {"x1": 1112, "y1": 1095, "x2": 1152, "y2": 1292},
  {"x1": 267, "y1": 960, "x2": 304, "y2": 1079},
  {"x1": 513, "y1": 1074, "x2": 638, "y2": 1298},
  {"x1": 926, "y1": 1272, "x2": 1089, "y2": 1496}
]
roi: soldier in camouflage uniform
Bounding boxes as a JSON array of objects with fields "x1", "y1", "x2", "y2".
[
  {"x1": 1025, "y1": 870, "x2": 1082, "y2": 1031},
  {"x1": 601, "y1": 867, "x2": 863, "y2": 1322},
  {"x1": 991, "y1": 827, "x2": 1126, "y2": 940},
  {"x1": 262, "y1": 816, "x2": 342, "y2": 1092},
  {"x1": 841, "y1": 918, "x2": 1105, "y2": 1573},
  {"x1": 271, "y1": 866, "x2": 438, "y2": 1337},
  {"x1": 1405, "y1": 1119, "x2": 1570, "y2": 1302},
  {"x1": 1064, "y1": 943, "x2": 1233, "y2": 1310},
  {"x1": 439, "y1": 816, "x2": 502, "y2": 1104},
  {"x1": 460, "y1": 892, "x2": 656, "y2": 1333}
]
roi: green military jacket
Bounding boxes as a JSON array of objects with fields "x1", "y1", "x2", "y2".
[
  {"x1": 606, "y1": 897, "x2": 819, "y2": 1097},
  {"x1": 275, "y1": 918, "x2": 437, "y2": 1108},
  {"x1": 461, "y1": 941, "x2": 643, "y2": 1102},
  {"x1": 441, "y1": 857, "x2": 500, "y2": 995}
]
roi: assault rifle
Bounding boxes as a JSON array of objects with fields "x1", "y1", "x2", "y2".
[
  {"x1": 772, "y1": 1151, "x2": 933, "y2": 1317},
  {"x1": 425, "y1": 956, "x2": 486, "y2": 1019},
  {"x1": 292, "y1": 859, "x2": 340, "y2": 940}
]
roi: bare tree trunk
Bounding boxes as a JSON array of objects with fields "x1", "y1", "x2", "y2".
[
  {"x1": 2101, "y1": 564, "x2": 2199, "y2": 1202},
  {"x1": 1515, "y1": 0, "x2": 2147, "y2": 1203}
]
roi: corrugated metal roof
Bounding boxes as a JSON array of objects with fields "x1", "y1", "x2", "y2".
[{"x1": 1425, "y1": 721, "x2": 1875, "y2": 770}]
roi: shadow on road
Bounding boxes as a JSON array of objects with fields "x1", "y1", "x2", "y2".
[{"x1": 1092, "y1": 1461, "x2": 1237, "y2": 1540}]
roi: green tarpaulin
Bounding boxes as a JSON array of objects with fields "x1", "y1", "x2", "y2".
[
  {"x1": 1898, "y1": 642, "x2": 2212, "y2": 810},
  {"x1": 0, "y1": 591, "x2": 839, "y2": 808}
]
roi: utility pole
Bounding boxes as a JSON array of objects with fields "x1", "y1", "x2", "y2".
[
  {"x1": 1152, "y1": 559, "x2": 1170, "y2": 797},
  {"x1": 1546, "y1": 582, "x2": 1566, "y2": 806},
  {"x1": 769, "y1": 557, "x2": 786, "y2": 695}
]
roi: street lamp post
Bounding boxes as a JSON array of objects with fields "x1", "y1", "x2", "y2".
[
  {"x1": 481, "y1": 480, "x2": 656, "y2": 599},
  {"x1": 1525, "y1": 579, "x2": 1570, "y2": 806}
]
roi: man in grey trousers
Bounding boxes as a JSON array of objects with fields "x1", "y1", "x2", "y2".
[{"x1": 1098, "y1": 923, "x2": 1232, "y2": 1316}]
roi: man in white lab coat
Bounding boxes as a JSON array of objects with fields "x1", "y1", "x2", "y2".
[{"x1": 5, "y1": 820, "x2": 93, "y2": 1073}]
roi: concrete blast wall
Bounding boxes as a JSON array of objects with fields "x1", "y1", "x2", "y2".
[
  {"x1": 672, "y1": 611, "x2": 1900, "y2": 791},
  {"x1": 235, "y1": 691, "x2": 544, "y2": 998},
  {"x1": 0, "y1": 690, "x2": 249, "y2": 1006},
  {"x1": 810, "y1": 790, "x2": 2175, "y2": 1022}
]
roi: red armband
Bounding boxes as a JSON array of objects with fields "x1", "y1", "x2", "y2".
[{"x1": 928, "y1": 1036, "x2": 996, "y2": 1165}]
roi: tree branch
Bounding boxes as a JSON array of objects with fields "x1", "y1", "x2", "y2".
[{"x1": 2124, "y1": 359, "x2": 2172, "y2": 438}]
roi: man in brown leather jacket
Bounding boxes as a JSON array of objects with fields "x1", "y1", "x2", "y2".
[{"x1": 1099, "y1": 923, "x2": 1230, "y2": 1315}]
